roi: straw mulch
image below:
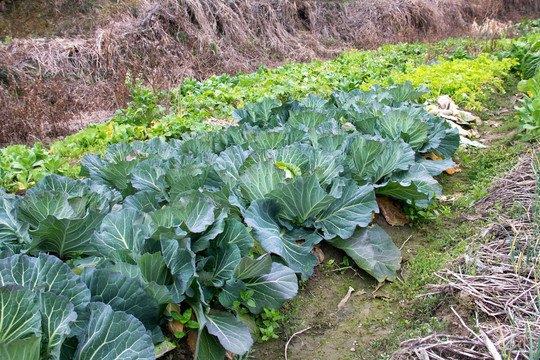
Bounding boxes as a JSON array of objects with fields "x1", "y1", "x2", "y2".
[
  {"x1": 1, "y1": 0, "x2": 538, "y2": 145},
  {"x1": 393, "y1": 150, "x2": 540, "y2": 359}
]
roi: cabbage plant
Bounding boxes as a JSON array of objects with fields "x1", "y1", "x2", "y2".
[
  {"x1": 0, "y1": 82, "x2": 459, "y2": 359},
  {"x1": 0, "y1": 254, "x2": 155, "y2": 360}
]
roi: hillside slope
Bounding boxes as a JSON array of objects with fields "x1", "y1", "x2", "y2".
[{"x1": 0, "y1": 0, "x2": 538, "y2": 145}]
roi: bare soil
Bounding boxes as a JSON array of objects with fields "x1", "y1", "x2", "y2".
[{"x1": 253, "y1": 216, "x2": 416, "y2": 360}]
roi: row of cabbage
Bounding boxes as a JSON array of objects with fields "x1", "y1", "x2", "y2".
[
  {"x1": 1, "y1": 36, "x2": 524, "y2": 192},
  {"x1": 516, "y1": 37, "x2": 540, "y2": 138},
  {"x1": 0, "y1": 82, "x2": 458, "y2": 359}
]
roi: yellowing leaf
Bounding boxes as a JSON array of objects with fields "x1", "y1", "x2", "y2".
[
  {"x1": 445, "y1": 164, "x2": 462, "y2": 175},
  {"x1": 422, "y1": 152, "x2": 444, "y2": 161},
  {"x1": 167, "y1": 319, "x2": 184, "y2": 334},
  {"x1": 376, "y1": 197, "x2": 410, "y2": 227}
]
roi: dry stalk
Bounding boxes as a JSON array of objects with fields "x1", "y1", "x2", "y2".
[
  {"x1": 1, "y1": 0, "x2": 538, "y2": 145},
  {"x1": 393, "y1": 150, "x2": 540, "y2": 359}
]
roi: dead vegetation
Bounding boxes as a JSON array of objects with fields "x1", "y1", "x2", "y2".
[
  {"x1": 392, "y1": 150, "x2": 540, "y2": 359},
  {"x1": 0, "y1": 0, "x2": 539, "y2": 145}
]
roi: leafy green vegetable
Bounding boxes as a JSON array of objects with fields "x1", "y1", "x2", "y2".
[
  {"x1": 329, "y1": 226, "x2": 401, "y2": 282},
  {"x1": 521, "y1": 40, "x2": 540, "y2": 79},
  {"x1": 0, "y1": 254, "x2": 155, "y2": 359},
  {"x1": 75, "y1": 302, "x2": 155, "y2": 360},
  {"x1": 315, "y1": 181, "x2": 378, "y2": 240},
  {"x1": 0, "y1": 82, "x2": 460, "y2": 358},
  {"x1": 245, "y1": 198, "x2": 321, "y2": 279},
  {"x1": 516, "y1": 70, "x2": 540, "y2": 139},
  {"x1": 0, "y1": 34, "x2": 517, "y2": 192}
]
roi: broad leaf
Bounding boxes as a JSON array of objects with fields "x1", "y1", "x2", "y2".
[
  {"x1": 416, "y1": 158, "x2": 455, "y2": 176},
  {"x1": 235, "y1": 97, "x2": 282, "y2": 127},
  {"x1": 239, "y1": 162, "x2": 283, "y2": 203},
  {"x1": 268, "y1": 175, "x2": 333, "y2": 225},
  {"x1": 82, "y1": 155, "x2": 137, "y2": 192},
  {"x1": 147, "y1": 206, "x2": 188, "y2": 242},
  {"x1": 252, "y1": 130, "x2": 288, "y2": 150},
  {"x1": 167, "y1": 164, "x2": 209, "y2": 201},
  {"x1": 26, "y1": 175, "x2": 120, "y2": 214},
  {"x1": 309, "y1": 149, "x2": 345, "y2": 186},
  {"x1": 0, "y1": 285, "x2": 41, "y2": 344},
  {"x1": 376, "y1": 164, "x2": 442, "y2": 205},
  {"x1": 106, "y1": 262, "x2": 173, "y2": 306},
  {"x1": 268, "y1": 143, "x2": 313, "y2": 175},
  {"x1": 131, "y1": 137, "x2": 180, "y2": 159},
  {"x1": 241, "y1": 262, "x2": 298, "y2": 313},
  {"x1": 138, "y1": 252, "x2": 172, "y2": 285},
  {"x1": 380, "y1": 108, "x2": 429, "y2": 150},
  {"x1": 315, "y1": 182, "x2": 378, "y2": 240},
  {"x1": 40, "y1": 292, "x2": 77, "y2": 359},
  {"x1": 74, "y1": 302, "x2": 154, "y2": 360},
  {"x1": 205, "y1": 312, "x2": 253, "y2": 355},
  {"x1": 102, "y1": 142, "x2": 134, "y2": 163},
  {"x1": 347, "y1": 136, "x2": 415, "y2": 184},
  {"x1": 191, "y1": 211, "x2": 228, "y2": 253},
  {"x1": 0, "y1": 336, "x2": 41, "y2": 360},
  {"x1": 0, "y1": 192, "x2": 29, "y2": 246},
  {"x1": 220, "y1": 262, "x2": 298, "y2": 313},
  {"x1": 27, "y1": 174, "x2": 85, "y2": 197},
  {"x1": 30, "y1": 210, "x2": 104, "y2": 258},
  {"x1": 0, "y1": 254, "x2": 91, "y2": 313},
  {"x1": 244, "y1": 199, "x2": 321, "y2": 279},
  {"x1": 18, "y1": 192, "x2": 77, "y2": 229},
  {"x1": 421, "y1": 117, "x2": 460, "y2": 158},
  {"x1": 301, "y1": 94, "x2": 329, "y2": 109},
  {"x1": 214, "y1": 145, "x2": 252, "y2": 187},
  {"x1": 201, "y1": 244, "x2": 241, "y2": 287},
  {"x1": 81, "y1": 268, "x2": 160, "y2": 331},
  {"x1": 346, "y1": 111, "x2": 380, "y2": 136},
  {"x1": 318, "y1": 134, "x2": 348, "y2": 152},
  {"x1": 92, "y1": 209, "x2": 148, "y2": 257},
  {"x1": 123, "y1": 191, "x2": 162, "y2": 212},
  {"x1": 131, "y1": 159, "x2": 169, "y2": 194},
  {"x1": 329, "y1": 225, "x2": 401, "y2": 282},
  {"x1": 171, "y1": 195, "x2": 216, "y2": 233},
  {"x1": 194, "y1": 327, "x2": 226, "y2": 360},
  {"x1": 161, "y1": 238, "x2": 196, "y2": 303},
  {"x1": 233, "y1": 254, "x2": 272, "y2": 280},
  {"x1": 384, "y1": 81, "x2": 429, "y2": 103},
  {"x1": 288, "y1": 110, "x2": 334, "y2": 131},
  {"x1": 434, "y1": 128, "x2": 460, "y2": 159},
  {"x1": 180, "y1": 137, "x2": 215, "y2": 156},
  {"x1": 213, "y1": 219, "x2": 254, "y2": 257}
]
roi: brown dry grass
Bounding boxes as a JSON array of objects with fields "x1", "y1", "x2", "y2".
[
  {"x1": 0, "y1": 0, "x2": 538, "y2": 145},
  {"x1": 392, "y1": 150, "x2": 540, "y2": 359}
]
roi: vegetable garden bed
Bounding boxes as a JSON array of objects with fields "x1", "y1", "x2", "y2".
[
  {"x1": 0, "y1": 82, "x2": 460, "y2": 358},
  {"x1": 1, "y1": 19, "x2": 539, "y2": 360}
]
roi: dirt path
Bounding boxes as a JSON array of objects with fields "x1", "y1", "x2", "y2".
[{"x1": 253, "y1": 217, "x2": 413, "y2": 360}]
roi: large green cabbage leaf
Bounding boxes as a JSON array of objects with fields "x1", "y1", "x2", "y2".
[
  {"x1": 74, "y1": 302, "x2": 154, "y2": 360},
  {"x1": 0, "y1": 254, "x2": 156, "y2": 360},
  {"x1": 329, "y1": 225, "x2": 401, "y2": 282},
  {"x1": 245, "y1": 198, "x2": 321, "y2": 279}
]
